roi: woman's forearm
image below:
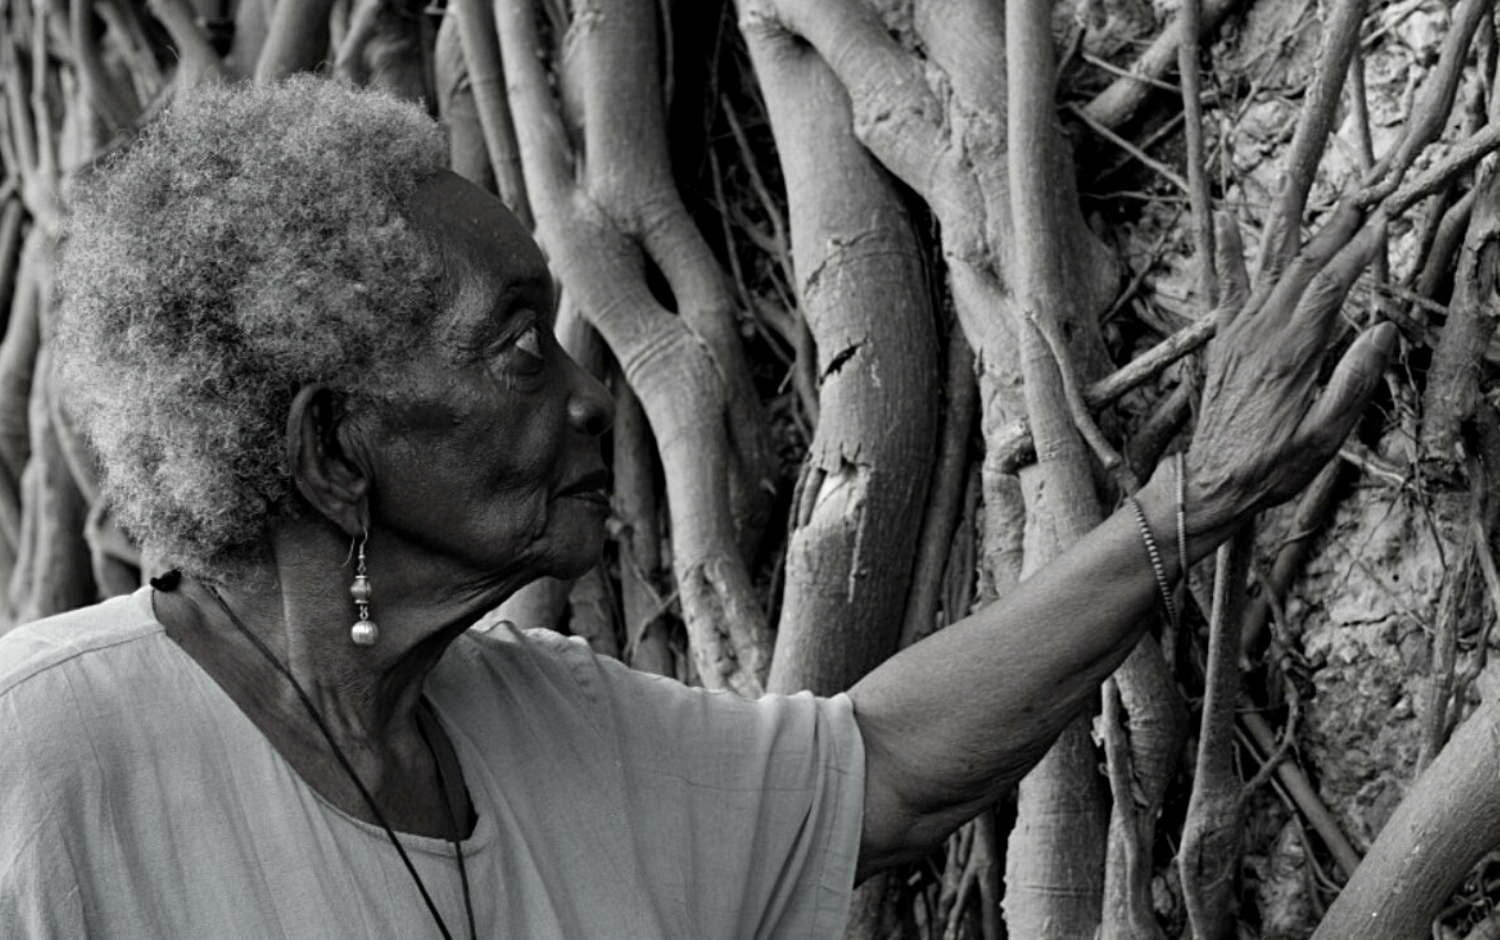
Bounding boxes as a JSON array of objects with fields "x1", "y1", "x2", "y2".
[
  {"x1": 847, "y1": 213, "x2": 1395, "y2": 876},
  {"x1": 848, "y1": 459, "x2": 1239, "y2": 871}
]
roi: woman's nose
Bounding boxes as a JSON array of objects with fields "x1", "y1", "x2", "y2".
[{"x1": 566, "y1": 357, "x2": 614, "y2": 437}]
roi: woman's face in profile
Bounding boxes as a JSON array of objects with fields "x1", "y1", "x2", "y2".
[{"x1": 357, "y1": 170, "x2": 614, "y2": 591}]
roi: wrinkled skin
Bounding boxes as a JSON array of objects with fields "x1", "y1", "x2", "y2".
[
  {"x1": 157, "y1": 171, "x2": 615, "y2": 842},
  {"x1": 1191, "y1": 205, "x2": 1395, "y2": 536},
  {"x1": 849, "y1": 204, "x2": 1395, "y2": 877}
]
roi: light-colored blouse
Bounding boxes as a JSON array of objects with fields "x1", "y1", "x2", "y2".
[{"x1": 0, "y1": 589, "x2": 863, "y2": 938}]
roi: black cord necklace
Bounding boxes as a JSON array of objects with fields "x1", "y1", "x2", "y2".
[{"x1": 173, "y1": 576, "x2": 479, "y2": 940}]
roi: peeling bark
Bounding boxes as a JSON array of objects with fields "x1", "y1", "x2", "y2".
[{"x1": 742, "y1": 11, "x2": 939, "y2": 697}]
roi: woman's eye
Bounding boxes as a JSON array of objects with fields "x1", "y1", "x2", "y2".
[
  {"x1": 492, "y1": 322, "x2": 546, "y2": 381},
  {"x1": 514, "y1": 323, "x2": 545, "y2": 361}
]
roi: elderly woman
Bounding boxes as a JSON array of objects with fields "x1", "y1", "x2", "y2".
[{"x1": 0, "y1": 78, "x2": 1392, "y2": 938}]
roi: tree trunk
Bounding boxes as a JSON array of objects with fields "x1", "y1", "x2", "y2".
[{"x1": 741, "y1": 2, "x2": 939, "y2": 699}]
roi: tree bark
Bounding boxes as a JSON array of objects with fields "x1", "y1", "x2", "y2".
[
  {"x1": 1310, "y1": 688, "x2": 1500, "y2": 940},
  {"x1": 740, "y1": 4, "x2": 939, "y2": 699},
  {"x1": 493, "y1": 0, "x2": 775, "y2": 694},
  {"x1": 1179, "y1": 529, "x2": 1254, "y2": 940},
  {"x1": 1421, "y1": 162, "x2": 1500, "y2": 463}
]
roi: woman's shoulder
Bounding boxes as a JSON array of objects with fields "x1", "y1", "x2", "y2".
[
  {"x1": 0, "y1": 589, "x2": 189, "y2": 780},
  {"x1": 436, "y1": 613, "x2": 844, "y2": 732},
  {"x1": 437, "y1": 616, "x2": 605, "y2": 700},
  {"x1": 445, "y1": 613, "x2": 595, "y2": 670},
  {"x1": 431, "y1": 615, "x2": 694, "y2": 736},
  {"x1": 0, "y1": 588, "x2": 165, "y2": 701}
]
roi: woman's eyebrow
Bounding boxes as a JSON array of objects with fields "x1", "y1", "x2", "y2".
[{"x1": 447, "y1": 273, "x2": 553, "y2": 353}]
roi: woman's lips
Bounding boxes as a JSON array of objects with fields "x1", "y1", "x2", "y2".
[{"x1": 557, "y1": 470, "x2": 611, "y2": 506}]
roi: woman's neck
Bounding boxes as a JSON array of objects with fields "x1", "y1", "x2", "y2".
[{"x1": 152, "y1": 531, "x2": 481, "y2": 838}]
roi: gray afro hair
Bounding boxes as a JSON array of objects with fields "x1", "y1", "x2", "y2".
[{"x1": 55, "y1": 77, "x2": 450, "y2": 581}]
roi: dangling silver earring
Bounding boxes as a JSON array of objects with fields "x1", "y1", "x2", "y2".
[{"x1": 349, "y1": 533, "x2": 378, "y2": 647}]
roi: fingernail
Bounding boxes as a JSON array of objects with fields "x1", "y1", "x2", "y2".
[{"x1": 1373, "y1": 321, "x2": 1398, "y2": 355}]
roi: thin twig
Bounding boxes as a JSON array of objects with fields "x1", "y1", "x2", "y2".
[
  {"x1": 1411, "y1": 187, "x2": 1475, "y2": 300},
  {"x1": 1348, "y1": 46, "x2": 1376, "y2": 171},
  {"x1": 721, "y1": 94, "x2": 794, "y2": 285},
  {"x1": 1179, "y1": 0, "x2": 1217, "y2": 307},
  {"x1": 1241, "y1": 711, "x2": 1363, "y2": 879},
  {"x1": 707, "y1": 146, "x2": 757, "y2": 336},
  {"x1": 1095, "y1": 111, "x2": 1191, "y2": 189},
  {"x1": 1339, "y1": 441, "x2": 1409, "y2": 486},
  {"x1": 1366, "y1": 124, "x2": 1500, "y2": 216},
  {"x1": 1255, "y1": 0, "x2": 1366, "y2": 278},
  {"x1": 994, "y1": 314, "x2": 1215, "y2": 474},
  {"x1": 1025, "y1": 308, "x2": 1133, "y2": 486},
  {"x1": 1080, "y1": 51, "x2": 1182, "y2": 93},
  {"x1": 1067, "y1": 103, "x2": 1191, "y2": 194},
  {"x1": 1127, "y1": 377, "x2": 1197, "y2": 504},
  {"x1": 1087, "y1": 314, "x2": 1218, "y2": 409},
  {"x1": 1240, "y1": 701, "x2": 1298, "y2": 794},
  {"x1": 1104, "y1": 206, "x2": 1185, "y2": 324},
  {"x1": 1081, "y1": 0, "x2": 1246, "y2": 129},
  {"x1": 1347, "y1": 43, "x2": 1400, "y2": 329}
]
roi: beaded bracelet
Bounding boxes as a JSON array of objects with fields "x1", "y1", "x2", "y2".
[{"x1": 1126, "y1": 494, "x2": 1178, "y2": 626}]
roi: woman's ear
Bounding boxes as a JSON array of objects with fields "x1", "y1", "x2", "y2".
[{"x1": 286, "y1": 384, "x2": 368, "y2": 538}]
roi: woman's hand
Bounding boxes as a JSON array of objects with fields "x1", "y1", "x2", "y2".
[
  {"x1": 1187, "y1": 203, "x2": 1399, "y2": 538},
  {"x1": 851, "y1": 201, "x2": 1401, "y2": 880}
]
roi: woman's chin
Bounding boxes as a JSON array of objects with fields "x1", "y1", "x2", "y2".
[{"x1": 545, "y1": 520, "x2": 609, "y2": 580}]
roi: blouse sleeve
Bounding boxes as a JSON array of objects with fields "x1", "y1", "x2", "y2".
[
  {"x1": 0, "y1": 678, "x2": 91, "y2": 939},
  {"x1": 534, "y1": 630, "x2": 866, "y2": 940}
]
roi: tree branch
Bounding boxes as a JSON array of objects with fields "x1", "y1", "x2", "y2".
[
  {"x1": 447, "y1": 0, "x2": 532, "y2": 224},
  {"x1": 255, "y1": 0, "x2": 336, "y2": 81}
]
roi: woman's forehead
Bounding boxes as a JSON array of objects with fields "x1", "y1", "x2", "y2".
[
  {"x1": 405, "y1": 170, "x2": 553, "y2": 343},
  {"x1": 406, "y1": 170, "x2": 548, "y2": 281}
]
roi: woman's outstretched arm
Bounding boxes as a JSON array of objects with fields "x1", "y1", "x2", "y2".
[{"x1": 849, "y1": 205, "x2": 1398, "y2": 878}]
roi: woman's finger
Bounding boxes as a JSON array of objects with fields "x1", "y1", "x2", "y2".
[
  {"x1": 1258, "y1": 200, "x2": 1365, "y2": 327},
  {"x1": 1211, "y1": 213, "x2": 1250, "y2": 329},
  {"x1": 1287, "y1": 215, "x2": 1386, "y2": 348},
  {"x1": 1295, "y1": 322, "x2": 1397, "y2": 454}
]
